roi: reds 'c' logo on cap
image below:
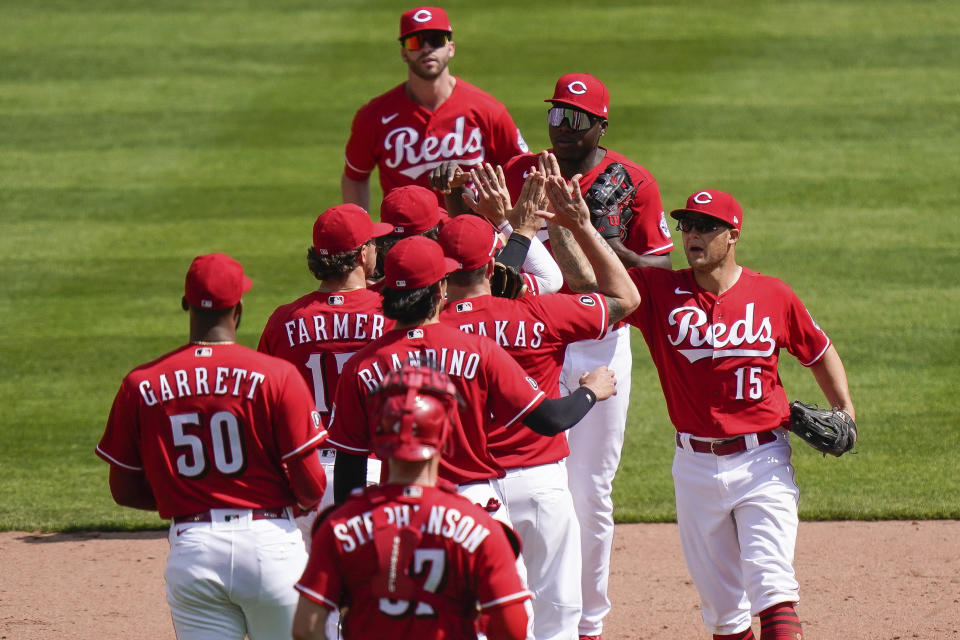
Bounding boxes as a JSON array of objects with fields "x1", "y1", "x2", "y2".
[
  {"x1": 567, "y1": 81, "x2": 588, "y2": 95},
  {"x1": 413, "y1": 9, "x2": 432, "y2": 22},
  {"x1": 693, "y1": 191, "x2": 713, "y2": 204}
]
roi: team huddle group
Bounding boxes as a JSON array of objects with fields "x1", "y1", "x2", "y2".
[{"x1": 96, "y1": 6, "x2": 858, "y2": 640}]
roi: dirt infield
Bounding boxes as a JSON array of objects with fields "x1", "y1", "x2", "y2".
[{"x1": 1, "y1": 521, "x2": 957, "y2": 639}]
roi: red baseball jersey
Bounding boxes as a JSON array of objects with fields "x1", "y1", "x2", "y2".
[
  {"x1": 96, "y1": 343, "x2": 327, "y2": 519},
  {"x1": 439, "y1": 293, "x2": 609, "y2": 468},
  {"x1": 344, "y1": 79, "x2": 528, "y2": 202},
  {"x1": 626, "y1": 267, "x2": 832, "y2": 437},
  {"x1": 296, "y1": 482, "x2": 530, "y2": 639},
  {"x1": 325, "y1": 323, "x2": 545, "y2": 484},
  {"x1": 258, "y1": 289, "x2": 394, "y2": 419},
  {"x1": 504, "y1": 148, "x2": 674, "y2": 262}
]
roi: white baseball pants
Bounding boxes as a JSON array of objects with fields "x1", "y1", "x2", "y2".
[
  {"x1": 673, "y1": 429, "x2": 800, "y2": 635},
  {"x1": 498, "y1": 461, "x2": 582, "y2": 640},
  {"x1": 561, "y1": 325, "x2": 632, "y2": 636},
  {"x1": 165, "y1": 508, "x2": 305, "y2": 640}
]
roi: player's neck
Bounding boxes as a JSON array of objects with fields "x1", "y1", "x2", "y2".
[
  {"x1": 317, "y1": 268, "x2": 367, "y2": 293},
  {"x1": 405, "y1": 72, "x2": 455, "y2": 111},
  {"x1": 557, "y1": 147, "x2": 606, "y2": 180},
  {"x1": 444, "y1": 281, "x2": 489, "y2": 304},
  {"x1": 693, "y1": 262, "x2": 742, "y2": 295},
  {"x1": 388, "y1": 458, "x2": 439, "y2": 485}
]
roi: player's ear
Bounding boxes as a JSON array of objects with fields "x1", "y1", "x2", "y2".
[
  {"x1": 485, "y1": 258, "x2": 496, "y2": 278},
  {"x1": 233, "y1": 301, "x2": 243, "y2": 330},
  {"x1": 728, "y1": 228, "x2": 740, "y2": 245},
  {"x1": 448, "y1": 40, "x2": 455, "y2": 59},
  {"x1": 598, "y1": 119, "x2": 608, "y2": 136},
  {"x1": 181, "y1": 296, "x2": 190, "y2": 312}
]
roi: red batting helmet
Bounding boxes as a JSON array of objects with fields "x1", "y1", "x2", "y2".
[{"x1": 370, "y1": 363, "x2": 460, "y2": 462}]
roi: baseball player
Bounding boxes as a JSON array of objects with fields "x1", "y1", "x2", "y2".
[
  {"x1": 341, "y1": 6, "x2": 528, "y2": 211},
  {"x1": 581, "y1": 188, "x2": 854, "y2": 639},
  {"x1": 259, "y1": 203, "x2": 394, "y2": 551},
  {"x1": 96, "y1": 253, "x2": 328, "y2": 640},
  {"x1": 327, "y1": 235, "x2": 616, "y2": 513},
  {"x1": 292, "y1": 363, "x2": 531, "y2": 640},
  {"x1": 437, "y1": 209, "x2": 640, "y2": 640},
  {"x1": 504, "y1": 75, "x2": 674, "y2": 639}
]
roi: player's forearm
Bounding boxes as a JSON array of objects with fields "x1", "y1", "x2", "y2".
[
  {"x1": 524, "y1": 387, "x2": 597, "y2": 436},
  {"x1": 333, "y1": 452, "x2": 368, "y2": 504},
  {"x1": 286, "y1": 450, "x2": 328, "y2": 511},
  {"x1": 609, "y1": 239, "x2": 672, "y2": 270},
  {"x1": 484, "y1": 601, "x2": 529, "y2": 640},
  {"x1": 809, "y1": 344, "x2": 856, "y2": 420},
  {"x1": 292, "y1": 598, "x2": 331, "y2": 640},
  {"x1": 546, "y1": 223, "x2": 596, "y2": 292},
  {"x1": 568, "y1": 226, "x2": 641, "y2": 322},
  {"x1": 109, "y1": 466, "x2": 157, "y2": 511},
  {"x1": 495, "y1": 233, "x2": 531, "y2": 270},
  {"x1": 341, "y1": 174, "x2": 371, "y2": 212}
]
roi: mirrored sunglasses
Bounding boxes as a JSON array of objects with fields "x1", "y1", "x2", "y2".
[
  {"x1": 547, "y1": 106, "x2": 594, "y2": 131},
  {"x1": 676, "y1": 217, "x2": 730, "y2": 234},
  {"x1": 402, "y1": 31, "x2": 451, "y2": 51}
]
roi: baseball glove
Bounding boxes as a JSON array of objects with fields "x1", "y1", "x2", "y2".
[
  {"x1": 490, "y1": 262, "x2": 527, "y2": 299},
  {"x1": 584, "y1": 162, "x2": 638, "y2": 241},
  {"x1": 788, "y1": 400, "x2": 858, "y2": 457}
]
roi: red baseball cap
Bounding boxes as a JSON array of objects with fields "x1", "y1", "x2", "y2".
[
  {"x1": 670, "y1": 189, "x2": 744, "y2": 231},
  {"x1": 380, "y1": 185, "x2": 449, "y2": 236},
  {"x1": 313, "y1": 204, "x2": 392, "y2": 256},
  {"x1": 399, "y1": 7, "x2": 453, "y2": 40},
  {"x1": 184, "y1": 253, "x2": 252, "y2": 310},
  {"x1": 438, "y1": 214, "x2": 501, "y2": 271},
  {"x1": 383, "y1": 236, "x2": 458, "y2": 289},
  {"x1": 545, "y1": 73, "x2": 609, "y2": 119}
]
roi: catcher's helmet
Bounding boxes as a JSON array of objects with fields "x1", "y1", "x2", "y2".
[{"x1": 370, "y1": 363, "x2": 459, "y2": 462}]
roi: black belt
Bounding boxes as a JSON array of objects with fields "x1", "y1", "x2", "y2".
[
  {"x1": 173, "y1": 507, "x2": 288, "y2": 524},
  {"x1": 677, "y1": 430, "x2": 777, "y2": 456}
]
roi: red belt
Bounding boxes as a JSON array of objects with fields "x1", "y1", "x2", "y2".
[
  {"x1": 173, "y1": 507, "x2": 288, "y2": 524},
  {"x1": 677, "y1": 430, "x2": 777, "y2": 456}
]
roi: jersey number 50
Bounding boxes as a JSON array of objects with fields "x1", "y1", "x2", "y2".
[{"x1": 170, "y1": 411, "x2": 247, "y2": 478}]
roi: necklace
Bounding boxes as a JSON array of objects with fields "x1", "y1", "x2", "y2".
[{"x1": 190, "y1": 340, "x2": 234, "y2": 346}]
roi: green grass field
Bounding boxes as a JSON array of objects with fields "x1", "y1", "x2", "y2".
[{"x1": 2, "y1": 0, "x2": 958, "y2": 531}]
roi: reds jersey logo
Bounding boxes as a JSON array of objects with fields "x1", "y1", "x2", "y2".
[
  {"x1": 384, "y1": 116, "x2": 485, "y2": 179},
  {"x1": 667, "y1": 302, "x2": 775, "y2": 363},
  {"x1": 578, "y1": 295, "x2": 596, "y2": 307}
]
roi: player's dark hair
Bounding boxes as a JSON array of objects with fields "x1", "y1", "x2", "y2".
[
  {"x1": 447, "y1": 264, "x2": 487, "y2": 287},
  {"x1": 307, "y1": 245, "x2": 365, "y2": 281},
  {"x1": 381, "y1": 281, "x2": 442, "y2": 323},
  {"x1": 372, "y1": 226, "x2": 441, "y2": 281}
]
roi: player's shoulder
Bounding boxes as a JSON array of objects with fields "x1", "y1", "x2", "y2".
[
  {"x1": 265, "y1": 290, "x2": 327, "y2": 321},
  {"x1": 601, "y1": 149, "x2": 655, "y2": 180},
  {"x1": 740, "y1": 266, "x2": 797, "y2": 298},
  {"x1": 123, "y1": 344, "x2": 193, "y2": 381},
  {"x1": 354, "y1": 83, "x2": 408, "y2": 116},
  {"x1": 629, "y1": 264, "x2": 687, "y2": 289},
  {"x1": 452, "y1": 77, "x2": 508, "y2": 109}
]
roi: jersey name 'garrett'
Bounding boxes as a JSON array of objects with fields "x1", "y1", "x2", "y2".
[
  {"x1": 455, "y1": 319, "x2": 546, "y2": 349},
  {"x1": 333, "y1": 503, "x2": 491, "y2": 554},
  {"x1": 138, "y1": 366, "x2": 266, "y2": 406}
]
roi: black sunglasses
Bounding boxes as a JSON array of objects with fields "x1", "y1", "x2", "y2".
[
  {"x1": 676, "y1": 218, "x2": 731, "y2": 234},
  {"x1": 402, "y1": 31, "x2": 451, "y2": 51}
]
